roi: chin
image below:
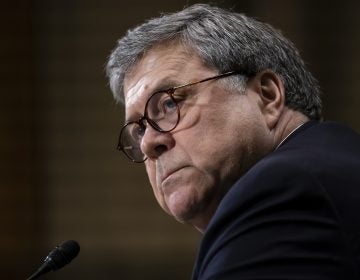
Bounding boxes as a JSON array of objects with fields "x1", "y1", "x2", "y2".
[
  {"x1": 165, "y1": 189, "x2": 211, "y2": 226},
  {"x1": 168, "y1": 199, "x2": 198, "y2": 222}
]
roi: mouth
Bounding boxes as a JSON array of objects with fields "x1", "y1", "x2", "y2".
[{"x1": 160, "y1": 166, "x2": 188, "y2": 185}]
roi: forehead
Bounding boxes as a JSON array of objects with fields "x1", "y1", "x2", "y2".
[{"x1": 123, "y1": 44, "x2": 212, "y2": 117}]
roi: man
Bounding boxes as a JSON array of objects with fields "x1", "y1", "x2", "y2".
[{"x1": 106, "y1": 4, "x2": 360, "y2": 279}]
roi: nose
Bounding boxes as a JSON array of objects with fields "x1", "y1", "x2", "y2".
[{"x1": 140, "y1": 125, "x2": 175, "y2": 160}]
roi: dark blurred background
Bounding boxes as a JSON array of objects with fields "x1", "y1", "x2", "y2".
[{"x1": 1, "y1": 0, "x2": 359, "y2": 279}]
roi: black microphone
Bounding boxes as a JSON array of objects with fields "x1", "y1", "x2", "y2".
[{"x1": 27, "y1": 240, "x2": 80, "y2": 280}]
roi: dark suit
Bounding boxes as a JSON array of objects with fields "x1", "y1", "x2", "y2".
[{"x1": 192, "y1": 121, "x2": 360, "y2": 279}]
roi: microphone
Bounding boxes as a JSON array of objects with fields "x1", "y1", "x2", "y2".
[{"x1": 27, "y1": 240, "x2": 80, "y2": 280}]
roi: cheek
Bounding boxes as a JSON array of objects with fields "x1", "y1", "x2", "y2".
[
  {"x1": 145, "y1": 161, "x2": 157, "y2": 193},
  {"x1": 145, "y1": 161, "x2": 155, "y2": 181},
  {"x1": 183, "y1": 105, "x2": 263, "y2": 180},
  {"x1": 145, "y1": 161, "x2": 170, "y2": 211},
  {"x1": 144, "y1": 162, "x2": 157, "y2": 195}
]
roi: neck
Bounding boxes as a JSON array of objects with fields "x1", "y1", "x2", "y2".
[{"x1": 272, "y1": 108, "x2": 310, "y2": 149}]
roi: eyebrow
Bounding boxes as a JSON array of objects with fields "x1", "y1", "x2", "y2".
[{"x1": 150, "y1": 78, "x2": 182, "y2": 94}]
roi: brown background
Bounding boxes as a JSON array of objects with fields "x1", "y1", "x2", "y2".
[{"x1": 1, "y1": 0, "x2": 359, "y2": 279}]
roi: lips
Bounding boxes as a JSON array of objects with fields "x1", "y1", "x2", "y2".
[{"x1": 159, "y1": 165, "x2": 188, "y2": 185}]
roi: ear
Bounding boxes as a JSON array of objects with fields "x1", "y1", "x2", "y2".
[{"x1": 255, "y1": 70, "x2": 285, "y2": 130}]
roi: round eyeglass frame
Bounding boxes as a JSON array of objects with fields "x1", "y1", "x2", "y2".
[{"x1": 117, "y1": 70, "x2": 247, "y2": 163}]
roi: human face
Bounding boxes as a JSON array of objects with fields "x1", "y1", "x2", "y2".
[{"x1": 123, "y1": 44, "x2": 272, "y2": 231}]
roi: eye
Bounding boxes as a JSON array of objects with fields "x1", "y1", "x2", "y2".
[
  {"x1": 130, "y1": 123, "x2": 145, "y2": 140},
  {"x1": 146, "y1": 91, "x2": 180, "y2": 121},
  {"x1": 160, "y1": 96, "x2": 177, "y2": 113}
]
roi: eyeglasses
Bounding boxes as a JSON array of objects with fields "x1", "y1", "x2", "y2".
[{"x1": 117, "y1": 70, "x2": 246, "y2": 163}]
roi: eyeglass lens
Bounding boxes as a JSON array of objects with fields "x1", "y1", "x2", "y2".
[{"x1": 119, "y1": 90, "x2": 180, "y2": 162}]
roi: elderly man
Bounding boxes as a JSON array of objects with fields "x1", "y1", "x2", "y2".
[{"x1": 106, "y1": 4, "x2": 360, "y2": 279}]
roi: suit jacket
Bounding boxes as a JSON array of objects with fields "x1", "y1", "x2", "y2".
[{"x1": 192, "y1": 121, "x2": 360, "y2": 280}]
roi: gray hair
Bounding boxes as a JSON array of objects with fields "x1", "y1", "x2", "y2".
[{"x1": 106, "y1": 3, "x2": 322, "y2": 120}]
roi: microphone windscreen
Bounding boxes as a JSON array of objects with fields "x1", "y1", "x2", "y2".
[
  {"x1": 47, "y1": 240, "x2": 80, "y2": 270},
  {"x1": 59, "y1": 240, "x2": 80, "y2": 260}
]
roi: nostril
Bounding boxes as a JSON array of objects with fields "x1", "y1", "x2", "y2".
[
  {"x1": 141, "y1": 128, "x2": 175, "y2": 160},
  {"x1": 155, "y1": 144, "x2": 168, "y2": 155}
]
